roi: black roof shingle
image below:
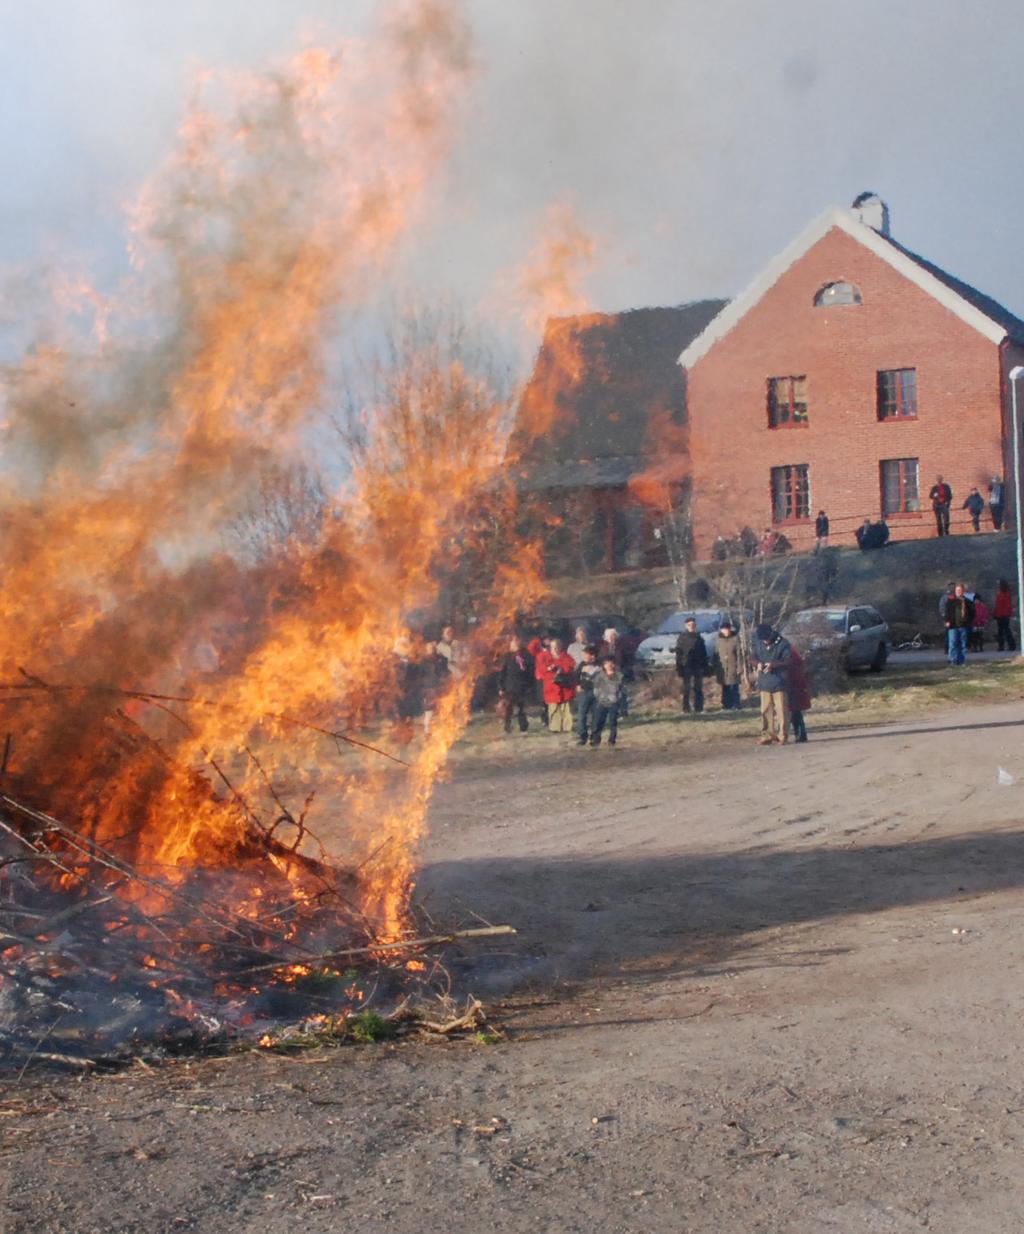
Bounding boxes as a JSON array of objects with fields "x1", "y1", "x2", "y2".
[
  {"x1": 513, "y1": 300, "x2": 727, "y2": 491},
  {"x1": 881, "y1": 234, "x2": 1024, "y2": 345}
]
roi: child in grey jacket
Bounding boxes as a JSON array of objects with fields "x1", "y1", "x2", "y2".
[{"x1": 590, "y1": 658, "x2": 625, "y2": 747}]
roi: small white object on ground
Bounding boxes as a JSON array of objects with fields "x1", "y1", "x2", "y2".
[{"x1": 997, "y1": 767, "x2": 1016, "y2": 786}]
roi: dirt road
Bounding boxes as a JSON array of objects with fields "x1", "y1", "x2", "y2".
[{"x1": 5, "y1": 699, "x2": 1024, "y2": 1233}]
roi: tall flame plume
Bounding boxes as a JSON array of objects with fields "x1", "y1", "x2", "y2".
[{"x1": 0, "y1": 0, "x2": 543, "y2": 961}]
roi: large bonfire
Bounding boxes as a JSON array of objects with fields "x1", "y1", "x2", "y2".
[{"x1": 0, "y1": 0, "x2": 579, "y2": 1065}]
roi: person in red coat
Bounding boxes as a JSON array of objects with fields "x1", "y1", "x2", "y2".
[
  {"x1": 994, "y1": 579, "x2": 1016, "y2": 651},
  {"x1": 526, "y1": 634, "x2": 551, "y2": 723},
  {"x1": 786, "y1": 647, "x2": 812, "y2": 743},
  {"x1": 535, "y1": 638, "x2": 577, "y2": 733},
  {"x1": 970, "y1": 593, "x2": 990, "y2": 652}
]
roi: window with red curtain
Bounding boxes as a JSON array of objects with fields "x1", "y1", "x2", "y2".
[
  {"x1": 770, "y1": 464, "x2": 810, "y2": 522},
  {"x1": 880, "y1": 458, "x2": 920, "y2": 514},
  {"x1": 767, "y1": 376, "x2": 809, "y2": 428}
]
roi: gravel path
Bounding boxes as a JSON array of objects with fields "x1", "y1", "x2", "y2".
[{"x1": 5, "y1": 699, "x2": 1024, "y2": 1232}]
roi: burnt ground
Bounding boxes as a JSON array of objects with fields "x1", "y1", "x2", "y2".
[{"x1": 5, "y1": 697, "x2": 1024, "y2": 1232}]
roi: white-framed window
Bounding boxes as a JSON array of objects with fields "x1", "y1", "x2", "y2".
[{"x1": 814, "y1": 281, "x2": 862, "y2": 307}]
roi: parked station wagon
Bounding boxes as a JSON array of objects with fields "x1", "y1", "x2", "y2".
[{"x1": 781, "y1": 605, "x2": 890, "y2": 672}]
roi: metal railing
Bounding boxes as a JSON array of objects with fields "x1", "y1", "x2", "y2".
[{"x1": 789, "y1": 508, "x2": 1006, "y2": 539}]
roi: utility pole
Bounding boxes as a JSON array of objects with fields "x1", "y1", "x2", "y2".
[{"x1": 1009, "y1": 366, "x2": 1024, "y2": 655}]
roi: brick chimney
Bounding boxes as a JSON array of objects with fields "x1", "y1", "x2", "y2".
[{"x1": 851, "y1": 191, "x2": 890, "y2": 236}]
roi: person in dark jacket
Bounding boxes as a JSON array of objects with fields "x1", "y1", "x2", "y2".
[
  {"x1": 814, "y1": 510, "x2": 829, "y2": 552},
  {"x1": 674, "y1": 616, "x2": 709, "y2": 714},
  {"x1": 714, "y1": 621, "x2": 744, "y2": 710},
  {"x1": 497, "y1": 635, "x2": 534, "y2": 733},
  {"x1": 393, "y1": 636, "x2": 422, "y2": 731},
  {"x1": 943, "y1": 583, "x2": 975, "y2": 666},
  {"x1": 590, "y1": 657, "x2": 625, "y2": 747},
  {"x1": 963, "y1": 487, "x2": 985, "y2": 533},
  {"x1": 573, "y1": 645, "x2": 602, "y2": 746},
  {"x1": 419, "y1": 640, "x2": 450, "y2": 735},
  {"x1": 856, "y1": 519, "x2": 890, "y2": 550},
  {"x1": 989, "y1": 477, "x2": 1005, "y2": 530},
  {"x1": 751, "y1": 623, "x2": 792, "y2": 745}
]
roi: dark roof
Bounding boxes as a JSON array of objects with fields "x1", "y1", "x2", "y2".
[
  {"x1": 513, "y1": 454, "x2": 650, "y2": 492},
  {"x1": 881, "y1": 234, "x2": 1024, "y2": 345},
  {"x1": 512, "y1": 301, "x2": 727, "y2": 491}
]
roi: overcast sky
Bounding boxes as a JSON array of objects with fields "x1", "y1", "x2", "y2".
[{"x1": 2, "y1": 0, "x2": 1023, "y2": 351}]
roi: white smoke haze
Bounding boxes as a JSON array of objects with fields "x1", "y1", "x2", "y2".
[
  {"x1": 2, "y1": 0, "x2": 1023, "y2": 337},
  {"x1": 0, "y1": 0, "x2": 534, "y2": 940}
]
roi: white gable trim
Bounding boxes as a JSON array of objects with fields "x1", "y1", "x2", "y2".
[{"x1": 678, "y1": 206, "x2": 1007, "y2": 370}]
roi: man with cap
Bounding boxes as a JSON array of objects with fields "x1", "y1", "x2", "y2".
[
  {"x1": 674, "y1": 615, "x2": 709, "y2": 714},
  {"x1": 714, "y1": 620, "x2": 743, "y2": 711},
  {"x1": 751, "y1": 622, "x2": 792, "y2": 745}
]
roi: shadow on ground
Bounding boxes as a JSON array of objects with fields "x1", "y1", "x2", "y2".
[
  {"x1": 423, "y1": 827, "x2": 1024, "y2": 1000},
  {"x1": 813, "y1": 716, "x2": 1024, "y2": 742}
]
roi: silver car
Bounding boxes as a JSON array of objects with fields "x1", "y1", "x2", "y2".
[
  {"x1": 781, "y1": 605, "x2": 890, "y2": 672},
  {"x1": 636, "y1": 609, "x2": 750, "y2": 669}
]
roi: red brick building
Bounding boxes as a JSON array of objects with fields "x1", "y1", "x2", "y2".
[{"x1": 683, "y1": 197, "x2": 1024, "y2": 558}]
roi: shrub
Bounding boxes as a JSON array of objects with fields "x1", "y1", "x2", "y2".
[{"x1": 348, "y1": 1009, "x2": 395, "y2": 1043}]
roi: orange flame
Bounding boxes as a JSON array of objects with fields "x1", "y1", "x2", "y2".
[
  {"x1": 512, "y1": 202, "x2": 597, "y2": 335},
  {"x1": 0, "y1": 1, "x2": 550, "y2": 951}
]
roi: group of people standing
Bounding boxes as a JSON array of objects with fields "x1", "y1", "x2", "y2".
[
  {"x1": 496, "y1": 626, "x2": 628, "y2": 747},
  {"x1": 674, "y1": 615, "x2": 811, "y2": 745},
  {"x1": 809, "y1": 475, "x2": 1006, "y2": 555},
  {"x1": 930, "y1": 475, "x2": 1005, "y2": 537},
  {"x1": 393, "y1": 626, "x2": 465, "y2": 734},
  {"x1": 941, "y1": 579, "x2": 1016, "y2": 664}
]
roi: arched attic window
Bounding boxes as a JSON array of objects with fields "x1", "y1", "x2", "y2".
[{"x1": 814, "y1": 280, "x2": 862, "y2": 307}]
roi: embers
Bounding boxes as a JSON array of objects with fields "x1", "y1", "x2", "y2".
[{"x1": 0, "y1": 792, "x2": 371, "y2": 1068}]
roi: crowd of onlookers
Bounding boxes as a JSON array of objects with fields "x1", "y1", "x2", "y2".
[
  {"x1": 929, "y1": 475, "x2": 1007, "y2": 536},
  {"x1": 389, "y1": 567, "x2": 1018, "y2": 750},
  {"x1": 494, "y1": 618, "x2": 812, "y2": 748},
  {"x1": 490, "y1": 576, "x2": 1019, "y2": 747},
  {"x1": 939, "y1": 578, "x2": 1016, "y2": 665},
  {"x1": 393, "y1": 625, "x2": 465, "y2": 735},
  {"x1": 498, "y1": 626, "x2": 631, "y2": 746},
  {"x1": 390, "y1": 580, "x2": 1020, "y2": 751}
]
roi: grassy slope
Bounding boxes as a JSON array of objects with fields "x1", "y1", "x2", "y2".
[
  {"x1": 452, "y1": 658, "x2": 1024, "y2": 765},
  {"x1": 540, "y1": 533, "x2": 1019, "y2": 636}
]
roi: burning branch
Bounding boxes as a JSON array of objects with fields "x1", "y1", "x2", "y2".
[
  {"x1": 0, "y1": 4, "x2": 551, "y2": 1068},
  {"x1": 242, "y1": 925, "x2": 517, "y2": 972}
]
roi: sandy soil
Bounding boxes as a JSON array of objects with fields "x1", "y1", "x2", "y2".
[{"x1": 5, "y1": 697, "x2": 1024, "y2": 1233}]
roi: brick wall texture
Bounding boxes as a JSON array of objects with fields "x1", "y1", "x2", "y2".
[{"x1": 687, "y1": 226, "x2": 1013, "y2": 560}]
